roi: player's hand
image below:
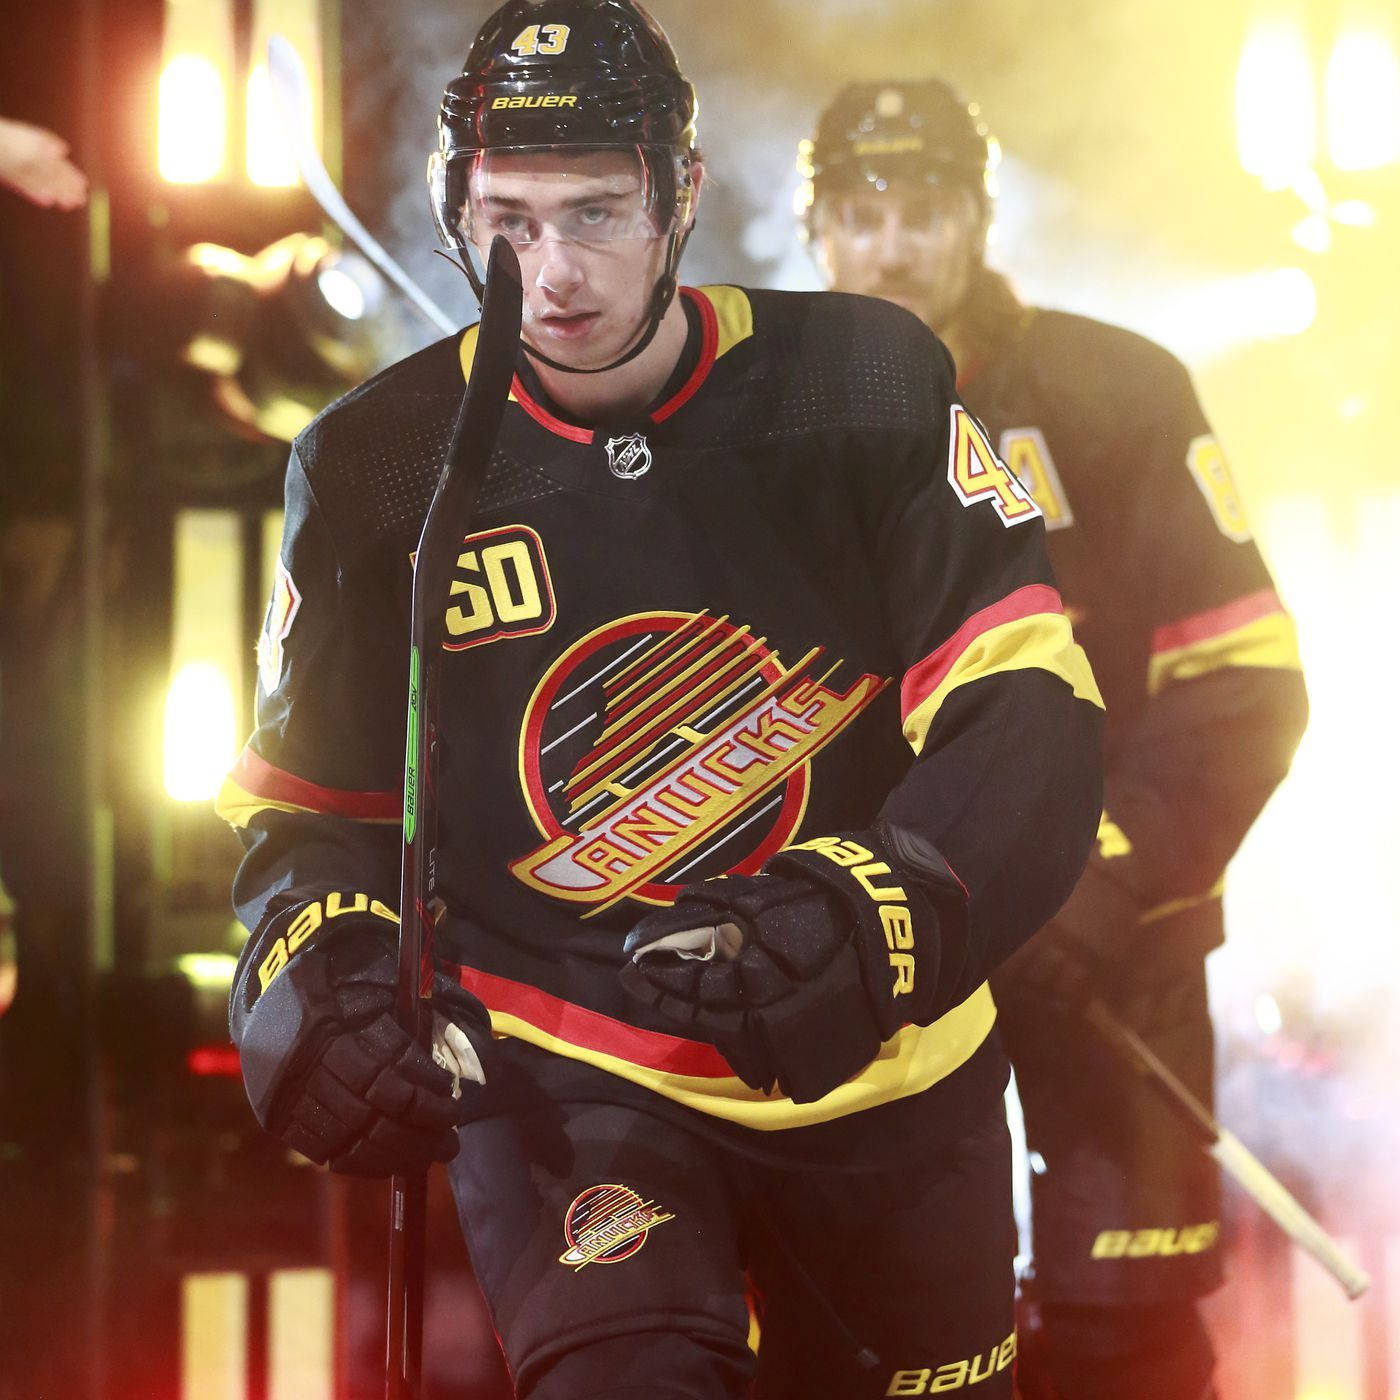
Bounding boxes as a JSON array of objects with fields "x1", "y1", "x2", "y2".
[
  {"x1": 992, "y1": 924, "x2": 1097, "y2": 1011},
  {"x1": 620, "y1": 825, "x2": 965, "y2": 1104},
  {"x1": 230, "y1": 906, "x2": 490, "y2": 1177},
  {"x1": 0, "y1": 117, "x2": 88, "y2": 210},
  {"x1": 991, "y1": 861, "x2": 1143, "y2": 1014}
]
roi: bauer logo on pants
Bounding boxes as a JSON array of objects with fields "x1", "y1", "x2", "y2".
[{"x1": 558, "y1": 1184, "x2": 675, "y2": 1270}]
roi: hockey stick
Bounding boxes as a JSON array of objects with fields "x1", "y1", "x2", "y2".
[
  {"x1": 266, "y1": 34, "x2": 458, "y2": 335},
  {"x1": 1082, "y1": 997, "x2": 1370, "y2": 1300},
  {"x1": 387, "y1": 235, "x2": 522, "y2": 1400}
]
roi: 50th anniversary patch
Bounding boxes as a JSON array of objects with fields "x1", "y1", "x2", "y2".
[{"x1": 512, "y1": 609, "x2": 888, "y2": 914}]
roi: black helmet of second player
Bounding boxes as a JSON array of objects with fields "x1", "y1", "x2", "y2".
[
  {"x1": 796, "y1": 79, "x2": 999, "y2": 240},
  {"x1": 430, "y1": 0, "x2": 699, "y2": 264}
]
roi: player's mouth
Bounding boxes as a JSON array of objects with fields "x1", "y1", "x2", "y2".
[
  {"x1": 537, "y1": 310, "x2": 602, "y2": 341},
  {"x1": 874, "y1": 287, "x2": 924, "y2": 315}
]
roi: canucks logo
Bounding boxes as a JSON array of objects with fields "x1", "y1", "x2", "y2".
[
  {"x1": 558, "y1": 1184, "x2": 674, "y2": 1270},
  {"x1": 512, "y1": 609, "x2": 887, "y2": 913}
]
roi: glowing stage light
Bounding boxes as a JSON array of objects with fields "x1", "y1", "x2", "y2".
[
  {"x1": 174, "y1": 953, "x2": 238, "y2": 989},
  {"x1": 1250, "y1": 266, "x2": 1317, "y2": 335},
  {"x1": 1290, "y1": 212, "x2": 1332, "y2": 253},
  {"x1": 158, "y1": 55, "x2": 227, "y2": 184},
  {"x1": 316, "y1": 264, "x2": 366, "y2": 320},
  {"x1": 1329, "y1": 198, "x2": 1376, "y2": 226},
  {"x1": 245, "y1": 64, "x2": 301, "y2": 187},
  {"x1": 1326, "y1": 25, "x2": 1400, "y2": 171},
  {"x1": 163, "y1": 662, "x2": 238, "y2": 802},
  {"x1": 1254, "y1": 992, "x2": 1284, "y2": 1036},
  {"x1": 1236, "y1": 15, "x2": 1318, "y2": 188}
]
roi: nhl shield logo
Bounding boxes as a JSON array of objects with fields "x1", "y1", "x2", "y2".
[{"x1": 604, "y1": 433, "x2": 652, "y2": 481}]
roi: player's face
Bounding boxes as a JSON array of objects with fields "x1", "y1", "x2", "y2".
[
  {"x1": 466, "y1": 149, "x2": 673, "y2": 370},
  {"x1": 813, "y1": 181, "x2": 983, "y2": 334}
]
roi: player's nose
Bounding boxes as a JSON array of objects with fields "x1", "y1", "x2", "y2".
[
  {"x1": 533, "y1": 236, "x2": 587, "y2": 299},
  {"x1": 874, "y1": 213, "x2": 914, "y2": 270}
]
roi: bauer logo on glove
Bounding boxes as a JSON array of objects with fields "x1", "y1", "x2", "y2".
[
  {"x1": 620, "y1": 822, "x2": 968, "y2": 1104},
  {"x1": 229, "y1": 897, "x2": 492, "y2": 1177}
]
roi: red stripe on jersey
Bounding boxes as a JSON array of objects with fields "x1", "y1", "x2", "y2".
[
  {"x1": 900, "y1": 584, "x2": 1065, "y2": 722},
  {"x1": 230, "y1": 746, "x2": 401, "y2": 820},
  {"x1": 652, "y1": 288, "x2": 718, "y2": 423},
  {"x1": 503, "y1": 289, "x2": 717, "y2": 443},
  {"x1": 510, "y1": 377, "x2": 595, "y2": 444},
  {"x1": 1151, "y1": 589, "x2": 1285, "y2": 656},
  {"x1": 454, "y1": 963, "x2": 735, "y2": 1078}
]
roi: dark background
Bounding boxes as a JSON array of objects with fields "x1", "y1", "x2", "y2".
[{"x1": 2, "y1": 0, "x2": 1397, "y2": 1396}]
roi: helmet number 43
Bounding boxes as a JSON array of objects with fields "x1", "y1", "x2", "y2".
[{"x1": 512, "y1": 23, "x2": 571, "y2": 56}]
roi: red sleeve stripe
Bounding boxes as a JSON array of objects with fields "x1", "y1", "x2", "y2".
[
  {"x1": 229, "y1": 746, "x2": 401, "y2": 820},
  {"x1": 453, "y1": 964, "x2": 734, "y2": 1078},
  {"x1": 1151, "y1": 589, "x2": 1285, "y2": 657},
  {"x1": 900, "y1": 583, "x2": 1064, "y2": 722}
]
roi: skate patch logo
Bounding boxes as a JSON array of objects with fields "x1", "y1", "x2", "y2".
[
  {"x1": 604, "y1": 432, "x2": 652, "y2": 481},
  {"x1": 512, "y1": 610, "x2": 887, "y2": 913},
  {"x1": 558, "y1": 1184, "x2": 675, "y2": 1271},
  {"x1": 257, "y1": 560, "x2": 301, "y2": 694},
  {"x1": 884, "y1": 1331, "x2": 1016, "y2": 1394}
]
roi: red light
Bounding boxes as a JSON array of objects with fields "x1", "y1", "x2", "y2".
[{"x1": 186, "y1": 1043, "x2": 242, "y2": 1077}]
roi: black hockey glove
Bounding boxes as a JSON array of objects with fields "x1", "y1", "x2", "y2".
[
  {"x1": 620, "y1": 825, "x2": 967, "y2": 1104},
  {"x1": 992, "y1": 861, "x2": 1145, "y2": 1013},
  {"x1": 229, "y1": 893, "x2": 491, "y2": 1177}
]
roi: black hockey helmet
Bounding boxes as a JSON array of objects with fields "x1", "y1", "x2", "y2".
[
  {"x1": 429, "y1": 0, "x2": 700, "y2": 372},
  {"x1": 796, "y1": 79, "x2": 999, "y2": 240}
]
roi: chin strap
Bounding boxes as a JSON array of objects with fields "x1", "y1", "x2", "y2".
[{"x1": 440, "y1": 222, "x2": 694, "y2": 377}]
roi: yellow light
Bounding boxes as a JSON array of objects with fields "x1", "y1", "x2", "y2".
[
  {"x1": 1330, "y1": 197, "x2": 1376, "y2": 225},
  {"x1": 1236, "y1": 14, "x2": 1318, "y2": 188},
  {"x1": 158, "y1": 54, "x2": 227, "y2": 184},
  {"x1": 1325, "y1": 25, "x2": 1400, "y2": 170},
  {"x1": 175, "y1": 952, "x2": 238, "y2": 989},
  {"x1": 1290, "y1": 212, "x2": 1332, "y2": 253},
  {"x1": 246, "y1": 64, "x2": 301, "y2": 187},
  {"x1": 1244, "y1": 266, "x2": 1318, "y2": 337},
  {"x1": 163, "y1": 662, "x2": 238, "y2": 802}
]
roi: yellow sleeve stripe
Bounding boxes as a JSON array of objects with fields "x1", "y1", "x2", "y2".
[
  {"x1": 902, "y1": 599, "x2": 1103, "y2": 757},
  {"x1": 1148, "y1": 611, "x2": 1302, "y2": 697},
  {"x1": 458, "y1": 963, "x2": 996, "y2": 1131}
]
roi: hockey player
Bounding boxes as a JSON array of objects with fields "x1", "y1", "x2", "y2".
[
  {"x1": 800, "y1": 80, "x2": 1309, "y2": 1400},
  {"x1": 219, "y1": 7, "x2": 1105, "y2": 1397}
]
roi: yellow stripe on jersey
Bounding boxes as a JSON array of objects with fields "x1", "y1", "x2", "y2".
[
  {"x1": 1147, "y1": 612, "x2": 1302, "y2": 697},
  {"x1": 458, "y1": 322, "x2": 521, "y2": 396},
  {"x1": 485, "y1": 982, "x2": 997, "y2": 1131},
  {"x1": 904, "y1": 610, "x2": 1102, "y2": 758},
  {"x1": 700, "y1": 284, "x2": 756, "y2": 359}
]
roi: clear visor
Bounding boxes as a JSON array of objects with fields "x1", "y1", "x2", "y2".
[{"x1": 429, "y1": 145, "x2": 686, "y2": 251}]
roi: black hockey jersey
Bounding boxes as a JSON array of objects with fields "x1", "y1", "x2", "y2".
[
  {"x1": 218, "y1": 286, "x2": 1104, "y2": 1130},
  {"x1": 956, "y1": 279, "x2": 1307, "y2": 964}
]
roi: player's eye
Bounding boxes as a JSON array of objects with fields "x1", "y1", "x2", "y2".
[
  {"x1": 492, "y1": 212, "x2": 539, "y2": 243},
  {"x1": 899, "y1": 196, "x2": 940, "y2": 233},
  {"x1": 845, "y1": 205, "x2": 884, "y2": 237}
]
